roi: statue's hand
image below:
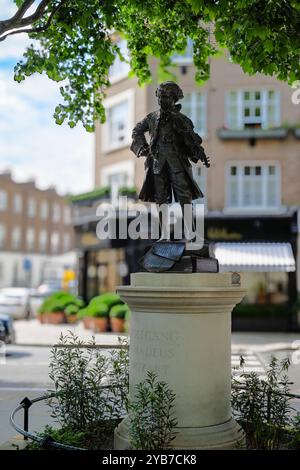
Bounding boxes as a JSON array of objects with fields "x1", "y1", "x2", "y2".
[{"x1": 137, "y1": 145, "x2": 150, "y2": 158}]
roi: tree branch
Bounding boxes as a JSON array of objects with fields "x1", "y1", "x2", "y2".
[
  {"x1": 0, "y1": 0, "x2": 52, "y2": 39},
  {"x1": 0, "y1": 1, "x2": 66, "y2": 43}
]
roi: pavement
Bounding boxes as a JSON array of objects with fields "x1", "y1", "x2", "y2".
[
  {"x1": 13, "y1": 319, "x2": 127, "y2": 347},
  {"x1": 12, "y1": 319, "x2": 300, "y2": 352}
]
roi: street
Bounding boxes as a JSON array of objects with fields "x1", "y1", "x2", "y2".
[{"x1": 1, "y1": 333, "x2": 300, "y2": 446}]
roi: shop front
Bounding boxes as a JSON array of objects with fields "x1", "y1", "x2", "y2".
[{"x1": 205, "y1": 211, "x2": 298, "y2": 331}]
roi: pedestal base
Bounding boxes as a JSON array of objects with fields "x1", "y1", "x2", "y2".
[
  {"x1": 114, "y1": 417, "x2": 244, "y2": 450},
  {"x1": 115, "y1": 273, "x2": 246, "y2": 450}
]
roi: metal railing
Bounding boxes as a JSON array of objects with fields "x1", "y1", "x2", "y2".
[{"x1": 10, "y1": 393, "x2": 87, "y2": 450}]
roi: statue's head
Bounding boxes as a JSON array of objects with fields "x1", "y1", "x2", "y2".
[{"x1": 156, "y1": 81, "x2": 184, "y2": 111}]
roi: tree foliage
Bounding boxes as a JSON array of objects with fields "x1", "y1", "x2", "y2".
[{"x1": 1, "y1": 0, "x2": 300, "y2": 131}]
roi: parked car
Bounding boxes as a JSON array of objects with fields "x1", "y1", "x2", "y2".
[
  {"x1": 0, "y1": 313, "x2": 16, "y2": 344},
  {"x1": 0, "y1": 288, "x2": 31, "y2": 320}
]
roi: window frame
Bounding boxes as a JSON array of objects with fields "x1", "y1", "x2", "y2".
[
  {"x1": 225, "y1": 89, "x2": 281, "y2": 130},
  {"x1": 225, "y1": 161, "x2": 282, "y2": 213},
  {"x1": 102, "y1": 89, "x2": 135, "y2": 153},
  {"x1": 181, "y1": 91, "x2": 207, "y2": 138}
]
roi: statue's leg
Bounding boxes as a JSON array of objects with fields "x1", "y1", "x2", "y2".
[{"x1": 170, "y1": 170, "x2": 195, "y2": 241}]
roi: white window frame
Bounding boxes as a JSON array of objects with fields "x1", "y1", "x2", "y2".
[
  {"x1": 27, "y1": 198, "x2": 36, "y2": 218},
  {"x1": 0, "y1": 190, "x2": 7, "y2": 211},
  {"x1": 26, "y1": 227, "x2": 35, "y2": 251},
  {"x1": 12, "y1": 226, "x2": 21, "y2": 250},
  {"x1": 39, "y1": 230, "x2": 48, "y2": 252},
  {"x1": 225, "y1": 89, "x2": 281, "y2": 130},
  {"x1": 102, "y1": 89, "x2": 135, "y2": 153},
  {"x1": 64, "y1": 206, "x2": 72, "y2": 225},
  {"x1": 51, "y1": 232, "x2": 60, "y2": 254},
  {"x1": 40, "y1": 201, "x2": 49, "y2": 220},
  {"x1": 13, "y1": 194, "x2": 22, "y2": 214},
  {"x1": 101, "y1": 161, "x2": 135, "y2": 205},
  {"x1": 181, "y1": 91, "x2": 207, "y2": 138},
  {"x1": 109, "y1": 38, "x2": 130, "y2": 84},
  {"x1": 225, "y1": 161, "x2": 282, "y2": 213},
  {"x1": 52, "y1": 203, "x2": 61, "y2": 223}
]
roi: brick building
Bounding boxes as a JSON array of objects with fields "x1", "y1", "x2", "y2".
[{"x1": 0, "y1": 171, "x2": 75, "y2": 288}]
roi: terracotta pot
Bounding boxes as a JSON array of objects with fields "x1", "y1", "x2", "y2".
[
  {"x1": 110, "y1": 317, "x2": 125, "y2": 333},
  {"x1": 66, "y1": 314, "x2": 78, "y2": 324},
  {"x1": 92, "y1": 317, "x2": 108, "y2": 333},
  {"x1": 83, "y1": 317, "x2": 94, "y2": 330},
  {"x1": 45, "y1": 311, "x2": 66, "y2": 324}
]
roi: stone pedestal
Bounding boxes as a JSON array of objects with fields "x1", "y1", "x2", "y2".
[{"x1": 114, "y1": 273, "x2": 246, "y2": 449}]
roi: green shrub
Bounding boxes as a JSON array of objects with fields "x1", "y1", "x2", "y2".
[
  {"x1": 77, "y1": 307, "x2": 89, "y2": 319},
  {"x1": 87, "y1": 303, "x2": 109, "y2": 318},
  {"x1": 65, "y1": 304, "x2": 79, "y2": 316},
  {"x1": 91, "y1": 293, "x2": 123, "y2": 310},
  {"x1": 109, "y1": 304, "x2": 130, "y2": 319},
  {"x1": 129, "y1": 371, "x2": 178, "y2": 450},
  {"x1": 232, "y1": 356, "x2": 300, "y2": 450},
  {"x1": 39, "y1": 291, "x2": 84, "y2": 314}
]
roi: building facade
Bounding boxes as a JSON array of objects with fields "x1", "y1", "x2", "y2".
[
  {"x1": 75, "y1": 41, "x2": 300, "y2": 328},
  {"x1": 0, "y1": 171, "x2": 75, "y2": 288}
]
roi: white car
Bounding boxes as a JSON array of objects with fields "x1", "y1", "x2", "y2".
[{"x1": 0, "y1": 288, "x2": 31, "y2": 320}]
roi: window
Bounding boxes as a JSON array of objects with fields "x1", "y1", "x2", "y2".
[
  {"x1": 64, "y1": 207, "x2": 72, "y2": 225},
  {"x1": 103, "y1": 90, "x2": 134, "y2": 152},
  {"x1": 0, "y1": 223, "x2": 6, "y2": 248},
  {"x1": 226, "y1": 163, "x2": 280, "y2": 210},
  {"x1": 27, "y1": 198, "x2": 36, "y2": 218},
  {"x1": 101, "y1": 160, "x2": 135, "y2": 205},
  {"x1": 39, "y1": 230, "x2": 48, "y2": 252},
  {"x1": 107, "y1": 100, "x2": 129, "y2": 147},
  {"x1": 63, "y1": 233, "x2": 71, "y2": 252},
  {"x1": 12, "y1": 226, "x2": 21, "y2": 249},
  {"x1": 13, "y1": 194, "x2": 22, "y2": 214},
  {"x1": 108, "y1": 172, "x2": 129, "y2": 205},
  {"x1": 26, "y1": 227, "x2": 35, "y2": 251},
  {"x1": 181, "y1": 92, "x2": 206, "y2": 136},
  {"x1": 51, "y1": 232, "x2": 60, "y2": 253},
  {"x1": 0, "y1": 190, "x2": 7, "y2": 211},
  {"x1": 40, "y1": 201, "x2": 49, "y2": 220},
  {"x1": 52, "y1": 204, "x2": 60, "y2": 223},
  {"x1": 109, "y1": 39, "x2": 130, "y2": 83},
  {"x1": 172, "y1": 39, "x2": 193, "y2": 64},
  {"x1": 225, "y1": 89, "x2": 280, "y2": 129}
]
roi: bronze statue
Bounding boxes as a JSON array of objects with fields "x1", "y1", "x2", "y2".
[
  {"x1": 131, "y1": 81, "x2": 210, "y2": 210},
  {"x1": 130, "y1": 81, "x2": 218, "y2": 273}
]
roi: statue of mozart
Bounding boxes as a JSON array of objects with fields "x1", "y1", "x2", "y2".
[{"x1": 130, "y1": 81, "x2": 210, "y2": 212}]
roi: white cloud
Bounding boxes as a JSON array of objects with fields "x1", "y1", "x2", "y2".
[{"x1": 0, "y1": 1, "x2": 94, "y2": 195}]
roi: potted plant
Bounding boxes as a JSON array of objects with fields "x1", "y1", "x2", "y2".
[
  {"x1": 38, "y1": 292, "x2": 84, "y2": 325},
  {"x1": 65, "y1": 304, "x2": 79, "y2": 324},
  {"x1": 77, "y1": 307, "x2": 93, "y2": 329},
  {"x1": 109, "y1": 304, "x2": 130, "y2": 333},
  {"x1": 89, "y1": 303, "x2": 109, "y2": 333}
]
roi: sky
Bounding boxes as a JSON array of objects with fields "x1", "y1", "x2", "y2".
[{"x1": 0, "y1": 1, "x2": 94, "y2": 195}]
